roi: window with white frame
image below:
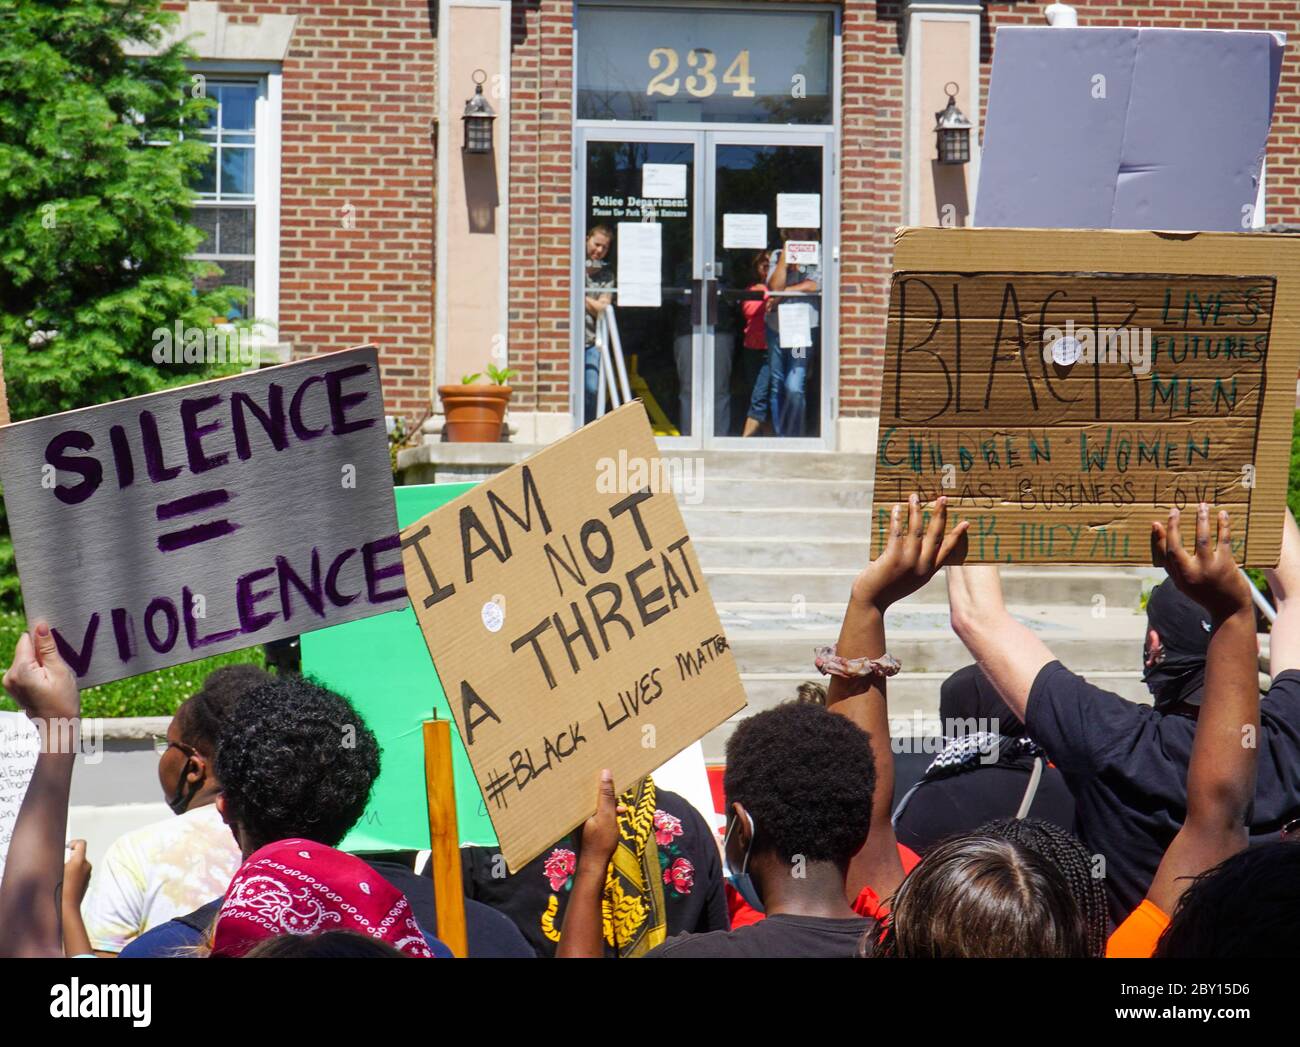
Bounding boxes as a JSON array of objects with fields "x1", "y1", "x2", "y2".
[{"x1": 192, "y1": 80, "x2": 261, "y2": 320}]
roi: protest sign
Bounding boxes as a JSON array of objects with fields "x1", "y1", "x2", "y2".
[
  {"x1": 301, "y1": 482, "x2": 498, "y2": 854},
  {"x1": 874, "y1": 227, "x2": 1300, "y2": 566},
  {"x1": 0, "y1": 713, "x2": 40, "y2": 882},
  {"x1": 0, "y1": 346, "x2": 399, "y2": 687},
  {"x1": 975, "y1": 28, "x2": 1285, "y2": 231},
  {"x1": 400, "y1": 403, "x2": 747, "y2": 871}
]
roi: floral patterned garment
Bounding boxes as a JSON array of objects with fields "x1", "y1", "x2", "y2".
[{"x1": 461, "y1": 787, "x2": 728, "y2": 958}]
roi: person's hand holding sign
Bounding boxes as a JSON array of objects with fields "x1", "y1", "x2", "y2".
[
  {"x1": 3, "y1": 623, "x2": 79, "y2": 731},
  {"x1": 852, "y1": 494, "x2": 970, "y2": 611},
  {"x1": 557, "y1": 769, "x2": 625, "y2": 958},
  {"x1": 0, "y1": 624, "x2": 81, "y2": 957},
  {"x1": 1150, "y1": 503, "x2": 1252, "y2": 621}
]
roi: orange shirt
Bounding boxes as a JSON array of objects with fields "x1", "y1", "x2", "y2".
[{"x1": 1106, "y1": 898, "x2": 1170, "y2": 958}]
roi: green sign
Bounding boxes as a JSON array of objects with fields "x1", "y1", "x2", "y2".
[{"x1": 301, "y1": 483, "x2": 498, "y2": 852}]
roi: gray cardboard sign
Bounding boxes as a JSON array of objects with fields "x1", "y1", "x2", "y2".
[
  {"x1": 975, "y1": 28, "x2": 1285, "y2": 230},
  {"x1": 0, "y1": 346, "x2": 401, "y2": 687}
]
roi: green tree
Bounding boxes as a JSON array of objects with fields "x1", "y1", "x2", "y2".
[{"x1": 0, "y1": 0, "x2": 245, "y2": 606}]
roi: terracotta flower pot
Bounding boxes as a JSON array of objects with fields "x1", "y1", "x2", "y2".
[{"x1": 438, "y1": 384, "x2": 512, "y2": 442}]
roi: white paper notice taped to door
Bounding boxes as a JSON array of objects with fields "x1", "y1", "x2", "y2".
[
  {"x1": 778, "y1": 302, "x2": 813, "y2": 348},
  {"x1": 784, "y1": 240, "x2": 820, "y2": 266},
  {"x1": 776, "y1": 193, "x2": 821, "y2": 229},
  {"x1": 723, "y1": 213, "x2": 768, "y2": 250},
  {"x1": 616, "y1": 222, "x2": 662, "y2": 307},
  {"x1": 641, "y1": 163, "x2": 687, "y2": 199}
]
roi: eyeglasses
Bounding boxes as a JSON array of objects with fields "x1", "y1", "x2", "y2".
[{"x1": 152, "y1": 735, "x2": 197, "y2": 759}]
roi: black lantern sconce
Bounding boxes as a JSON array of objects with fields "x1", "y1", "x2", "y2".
[
  {"x1": 462, "y1": 69, "x2": 496, "y2": 154},
  {"x1": 935, "y1": 82, "x2": 973, "y2": 165}
]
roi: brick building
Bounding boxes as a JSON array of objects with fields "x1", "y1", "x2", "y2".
[{"x1": 151, "y1": 0, "x2": 1300, "y2": 452}]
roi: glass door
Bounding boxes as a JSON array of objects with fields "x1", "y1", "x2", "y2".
[
  {"x1": 577, "y1": 130, "x2": 703, "y2": 448},
  {"x1": 703, "y1": 133, "x2": 831, "y2": 446},
  {"x1": 575, "y1": 128, "x2": 834, "y2": 448}
]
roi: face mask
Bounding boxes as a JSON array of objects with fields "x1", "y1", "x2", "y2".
[
  {"x1": 723, "y1": 810, "x2": 763, "y2": 913},
  {"x1": 166, "y1": 754, "x2": 201, "y2": 815}
]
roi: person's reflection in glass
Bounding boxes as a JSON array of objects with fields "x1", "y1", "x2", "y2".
[
  {"x1": 583, "y1": 225, "x2": 614, "y2": 422},
  {"x1": 767, "y1": 226, "x2": 821, "y2": 437},
  {"x1": 741, "y1": 251, "x2": 775, "y2": 437}
]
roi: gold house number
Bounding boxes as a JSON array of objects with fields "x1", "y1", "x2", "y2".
[{"x1": 646, "y1": 47, "x2": 756, "y2": 99}]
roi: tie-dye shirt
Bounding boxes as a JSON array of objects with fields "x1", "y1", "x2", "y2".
[{"x1": 81, "y1": 803, "x2": 241, "y2": 952}]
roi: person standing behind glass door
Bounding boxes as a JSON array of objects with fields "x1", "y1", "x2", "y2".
[
  {"x1": 583, "y1": 225, "x2": 614, "y2": 423},
  {"x1": 767, "y1": 227, "x2": 821, "y2": 438},
  {"x1": 741, "y1": 251, "x2": 775, "y2": 437}
]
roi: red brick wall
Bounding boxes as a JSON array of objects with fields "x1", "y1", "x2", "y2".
[
  {"x1": 178, "y1": 1, "x2": 1300, "y2": 433},
  {"x1": 164, "y1": 1, "x2": 437, "y2": 427}
]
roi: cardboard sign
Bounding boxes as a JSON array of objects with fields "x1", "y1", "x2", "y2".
[
  {"x1": 0, "y1": 347, "x2": 400, "y2": 686},
  {"x1": 301, "y1": 483, "x2": 499, "y2": 854},
  {"x1": 874, "y1": 228, "x2": 1300, "y2": 566},
  {"x1": 976, "y1": 28, "x2": 1285, "y2": 230},
  {"x1": 400, "y1": 403, "x2": 747, "y2": 870}
]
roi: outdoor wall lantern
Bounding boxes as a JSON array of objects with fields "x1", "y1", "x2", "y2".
[
  {"x1": 462, "y1": 69, "x2": 496, "y2": 154},
  {"x1": 935, "y1": 82, "x2": 973, "y2": 165}
]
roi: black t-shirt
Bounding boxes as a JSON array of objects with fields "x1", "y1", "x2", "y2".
[
  {"x1": 370, "y1": 860, "x2": 533, "y2": 959},
  {"x1": 646, "y1": 914, "x2": 872, "y2": 959},
  {"x1": 894, "y1": 762, "x2": 1076, "y2": 856},
  {"x1": 460, "y1": 789, "x2": 728, "y2": 957},
  {"x1": 1025, "y1": 662, "x2": 1300, "y2": 922}
]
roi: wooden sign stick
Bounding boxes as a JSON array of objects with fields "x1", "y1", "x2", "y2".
[{"x1": 422, "y1": 717, "x2": 468, "y2": 958}]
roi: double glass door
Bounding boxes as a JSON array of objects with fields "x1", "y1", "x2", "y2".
[{"x1": 577, "y1": 128, "x2": 832, "y2": 447}]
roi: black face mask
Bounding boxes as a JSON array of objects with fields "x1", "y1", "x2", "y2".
[
  {"x1": 1143, "y1": 655, "x2": 1205, "y2": 710},
  {"x1": 166, "y1": 755, "x2": 202, "y2": 815}
]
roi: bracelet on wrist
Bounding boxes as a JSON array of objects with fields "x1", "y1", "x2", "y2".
[{"x1": 814, "y1": 645, "x2": 901, "y2": 679}]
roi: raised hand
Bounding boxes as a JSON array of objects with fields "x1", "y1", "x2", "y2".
[
  {"x1": 1150, "y1": 504, "x2": 1252, "y2": 621},
  {"x1": 2, "y1": 623, "x2": 80, "y2": 728},
  {"x1": 853, "y1": 495, "x2": 969, "y2": 611},
  {"x1": 578, "y1": 768, "x2": 624, "y2": 867}
]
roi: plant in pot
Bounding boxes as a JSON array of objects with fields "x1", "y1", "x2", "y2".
[{"x1": 438, "y1": 363, "x2": 518, "y2": 442}]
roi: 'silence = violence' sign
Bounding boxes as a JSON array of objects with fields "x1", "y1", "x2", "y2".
[
  {"x1": 875, "y1": 243, "x2": 1293, "y2": 564},
  {"x1": 0, "y1": 347, "x2": 401, "y2": 686}
]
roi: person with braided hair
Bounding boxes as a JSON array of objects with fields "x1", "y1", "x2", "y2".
[
  {"x1": 863, "y1": 831, "x2": 1092, "y2": 958},
  {"x1": 979, "y1": 817, "x2": 1110, "y2": 958}
]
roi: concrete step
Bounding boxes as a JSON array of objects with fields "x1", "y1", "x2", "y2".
[
  {"x1": 718, "y1": 602, "x2": 1146, "y2": 675},
  {"x1": 685, "y1": 476, "x2": 875, "y2": 510},
  {"x1": 705, "y1": 568, "x2": 1154, "y2": 608},
  {"x1": 683, "y1": 505, "x2": 871, "y2": 539},
  {"x1": 700, "y1": 669, "x2": 1153, "y2": 762},
  {"x1": 701, "y1": 560, "x2": 1149, "y2": 608},
  {"x1": 694, "y1": 536, "x2": 873, "y2": 570},
  {"x1": 685, "y1": 449, "x2": 874, "y2": 482}
]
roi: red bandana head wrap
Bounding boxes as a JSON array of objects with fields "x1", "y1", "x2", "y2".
[{"x1": 211, "y1": 839, "x2": 434, "y2": 958}]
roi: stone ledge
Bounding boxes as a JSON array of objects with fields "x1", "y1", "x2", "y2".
[
  {"x1": 397, "y1": 441, "x2": 546, "y2": 484},
  {"x1": 97, "y1": 716, "x2": 173, "y2": 741}
]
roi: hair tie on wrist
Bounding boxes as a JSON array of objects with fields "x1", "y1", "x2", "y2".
[{"x1": 814, "y1": 645, "x2": 901, "y2": 679}]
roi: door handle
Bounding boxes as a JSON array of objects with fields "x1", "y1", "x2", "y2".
[
  {"x1": 705, "y1": 278, "x2": 718, "y2": 326},
  {"x1": 690, "y1": 277, "x2": 702, "y2": 325}
]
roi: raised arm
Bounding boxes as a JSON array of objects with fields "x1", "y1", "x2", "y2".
[
  {"x1": 1146, "y1": 505, "x2": 1257, "y2": 915},
  {"x1": 557, "y1": 769, "x2": 621, "y2": 959},
  {"x1": 946, "y1": 565, "x2": 1055, "y2": 722},
  {"x1": 0, "y1": 624, "x2": 81, "y2": 958},
  {"x1": 1265, "y1": 508, "x2": 1300, "y2": 676},
  {"x1": 827, "y1": 495, "x2": 968, "y2": 902}
]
